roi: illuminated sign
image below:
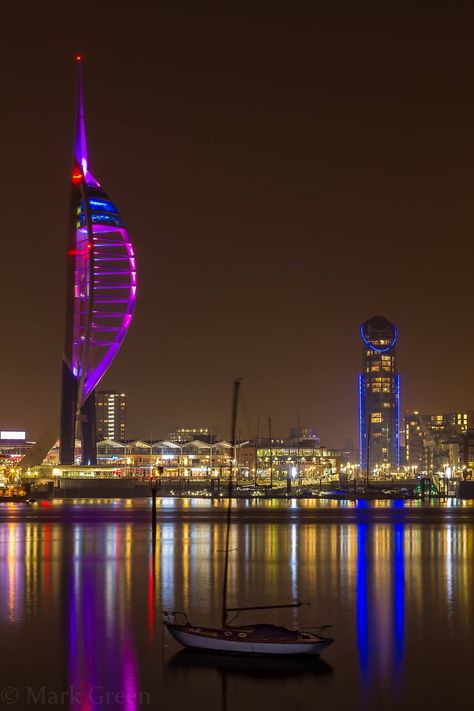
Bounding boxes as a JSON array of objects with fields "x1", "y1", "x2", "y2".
[{"x1": 0, "y1": 431, "x2": 26, "y2": 440}]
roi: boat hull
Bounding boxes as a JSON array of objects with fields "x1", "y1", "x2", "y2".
[{"x1": 165, "y1": 625, "x2": 332, "y2": 656}]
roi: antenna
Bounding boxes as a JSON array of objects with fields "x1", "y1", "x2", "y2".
[{"x1": 73, "y1": 54, "x2": 88, "y2": 178}]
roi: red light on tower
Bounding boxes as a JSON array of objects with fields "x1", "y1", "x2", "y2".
[
  {"x1": 72, "y1": 171, "x2": 82, "y2": 184},
  {"x1": 75, "y1": 54, "x2": 83, "y2": 62}
]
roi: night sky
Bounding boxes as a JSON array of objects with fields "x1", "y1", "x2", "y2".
[{"x1": 1, "y1": 1, "x2": 473, "y2": 446}]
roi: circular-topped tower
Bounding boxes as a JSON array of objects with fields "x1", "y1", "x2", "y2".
[
  {"x1": 360, "y1": 315, "x2": 397, "y2": 353},
  {"x1": 358, "y1": 316, "x2": 400, "y2": 474}
]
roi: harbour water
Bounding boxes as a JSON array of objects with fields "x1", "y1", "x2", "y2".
[{"x1": 0, "y1": 498, "x2": 473, "y2": 710}]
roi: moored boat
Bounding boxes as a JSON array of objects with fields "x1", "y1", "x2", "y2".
[
  {"x1": 162, "y1": 380, "x2": 334, "y2": 657},
  {"x1": 162, "y1": 612, "x2": 333, "y2": 656}
]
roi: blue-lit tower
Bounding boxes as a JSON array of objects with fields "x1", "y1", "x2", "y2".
[{"x1": 359, "y1": 316, "x2": 400, "y2": 473}]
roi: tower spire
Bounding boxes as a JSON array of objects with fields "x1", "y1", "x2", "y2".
[
  {"x1": 74, "y1": 55, "x2": 88, "y2": 176},
  {"x1": 73, "y1": 56, "x2": 99, "y2": 187}
]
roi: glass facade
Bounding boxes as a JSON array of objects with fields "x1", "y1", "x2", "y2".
[{"x1": 359, "y1": 316, "x2": 400, "y2": 472}]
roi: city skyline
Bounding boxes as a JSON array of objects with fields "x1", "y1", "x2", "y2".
[
  {"x1": 2, "y1": 3, "x2": 474, "y2": 447},
  {"x1": 1, "y1": 6, "x2": 474, "y2": 711}
]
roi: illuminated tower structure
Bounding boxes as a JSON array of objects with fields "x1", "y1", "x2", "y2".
[
  {"x1": 358, "y1": 316, "x2": 400, "y2": 473},
  {"x1": 59, "y1": 57, "x2": 136, "y2": 465}
]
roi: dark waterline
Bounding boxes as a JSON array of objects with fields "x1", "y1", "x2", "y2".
[{"x1": 0, "y1": 499, "x2": 472, "y2": 710}]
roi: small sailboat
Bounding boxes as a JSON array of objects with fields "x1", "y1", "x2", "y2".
[{"x1": 162, "y1": 380, "x2": 334, "y2": 657}]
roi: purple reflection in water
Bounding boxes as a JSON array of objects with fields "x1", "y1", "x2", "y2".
[
  {"x1": 122, "y1": 639, "x2": 138, "y2": 711},
  {"x1": 67, "y1": 525, "x2": 139, "y2": 710}
]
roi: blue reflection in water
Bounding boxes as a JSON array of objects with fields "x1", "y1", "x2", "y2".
[
  {"x1": 357, "y1": 500, "x2": 405, "y2": 685},
  {"x1": 356, "y1": 522, "x2": 369, "y2": 677},
  {"x1": 393, "y1": 501, "x2": 405, "y2": 665},
  {"x1": 394, "y1": 523, "x2": 405, "y2": 664}
]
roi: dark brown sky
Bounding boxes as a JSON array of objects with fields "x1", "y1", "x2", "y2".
[{"x1": 1, "y1": 1, "x2": 473, "y2": 446}]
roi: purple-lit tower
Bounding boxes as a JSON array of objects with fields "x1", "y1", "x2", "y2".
[{"x1": 60, "y1": 57, "x2": 136, "y2": 465}]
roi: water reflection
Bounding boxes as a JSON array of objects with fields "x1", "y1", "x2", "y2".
[
  {"x1": 67, "y1": 524, "x2": 139, "y2": 710},
  {"x1": 168, "y1": 649, "x2": 333, "y2": 678},
  {"x1": 167, "y1": 651, "x2": 333, "y2": 711},
  {"x1": 394, "y1": 522, "x2": 404, "y2": 666},
  {"x1": 356, "y1": 520, "x2": 405, "y2": 699},
  {"x1": 0, "y1": 502, "x2": 473, "y2": 710},
  {"x1": 357, "y1": 522, "x2": 369, "y2": 676}
]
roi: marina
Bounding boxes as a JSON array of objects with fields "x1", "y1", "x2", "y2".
[{"x1": 0, "y1": 498, "x2": 472, "y2": 710}]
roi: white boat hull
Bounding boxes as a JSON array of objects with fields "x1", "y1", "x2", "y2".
[{"x1": 166, "y1": 625, "x2": 332, "y2": 656}]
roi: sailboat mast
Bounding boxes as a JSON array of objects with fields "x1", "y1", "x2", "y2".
[
  {"x1": 268, "y1": 417, "x2": 273, "y2": 490},
  {"x1": 297, "y1": 413, "x2": 301, "y2": 480},
  {"x1": 222, "y1": 379, "x2": 241, "y2": 628},
  {"x1": 254, "y1": 420, "x2": 259, "y2": 487}
]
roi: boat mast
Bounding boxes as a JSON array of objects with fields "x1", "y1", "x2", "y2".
[
  {"x1": 268, "y1": 416, "x2": 273, "y2": 490},
  {"x1": 254, "y1": 419, "x2": 259, "y2": 487},
  {"x1": 297, "y1": 413, "x2": 300, "y2": 480},
  {"x1": 222, "y1": 378, "x2": 241, "y2": 628}
]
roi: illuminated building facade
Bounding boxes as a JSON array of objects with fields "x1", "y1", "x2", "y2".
[
  {"x1": 288, "y1": 427, "x2": 320, "y2": 447},
  {"x1": 405, "y1": 411, "x2": 474, "y2": 473},
  {"x1": 59, "y1": 58, "x2": 136, "y2": 465},
  {"x1": 238, "y1": 444, "x2": 339, "y2": 480},
  {"x1": 168, "y1": 427, "x2": 211, "y2": 444},
  {"x1": 461, "y1": 430, "x2": 474, "y2": 473},
  {"x1": 43, "y1": 436, "x2": 339, "y2": 482},
  {"x1": 96, "y1": 391, "x2": 127, "y2": 442},
  {"x1": 0, "y1": 431, "x2": 33, "y2": 462},
  {"x1": 358, "y1": 315, "x2": 400, "y2": 472}
]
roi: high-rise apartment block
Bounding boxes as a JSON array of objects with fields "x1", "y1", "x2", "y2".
[
  {"x1": 96, "y1": 392, "x2": 127, "y2": 442},
  {"x1": 405, "y1": 411, "x2": 474, "y2": 473},
  {"x1": 358, "y1": 315, "x2": 400, "y2": 472}
]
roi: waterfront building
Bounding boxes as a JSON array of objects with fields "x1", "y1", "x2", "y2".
[
  {"x1": 405, "y1": 411, "x2": 474, "y2": 473},
  {"x1": 358, "y1": 315, "x2": 400, "y2": 472},
  {"x1": 0, "y1": 431, "x2": 34, "y2": 462},
  {"x1": 96, "y1": 391, "x2": 127, "y2": 442},
  {"x1": 41, "y1": 435, "x2": 339, "y2": 484},
  {"x1": 95, "y1": 438, "x2": 232, "y2": 477},
  {"x1": 59, "y1": 57, "x2": 136, "y2": 466},
  {"x1": 168, "y1": 427, "x2": 213, "y2": 444},
  {"x1": 288, "y1": 427, "x2": 320, "y2": 447},
  {"x1": 238, "y1": 441, "x2": 339, "y2": 482},
  {"x1": 461, "y1": 430, "x2": 474, "y2": 475}
]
